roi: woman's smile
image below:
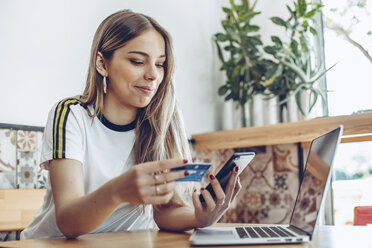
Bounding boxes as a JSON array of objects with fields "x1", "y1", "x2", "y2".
[{"x1": 134, "y1": 85, "x2": 156, "y2": 96}]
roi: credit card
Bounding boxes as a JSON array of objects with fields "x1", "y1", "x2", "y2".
[{"x1": 171, "y1": 163, "x2": 211, "y2": 182}]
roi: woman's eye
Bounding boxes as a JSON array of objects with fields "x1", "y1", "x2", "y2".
[
  {"x1": 156, "y1": 63, "x2": 165, "y2": 68},
  {"x1": 130, "y1": 59, "x2": 143, "y2": 65}
]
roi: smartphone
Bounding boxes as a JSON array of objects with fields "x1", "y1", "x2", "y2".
[{"x1": 199, "y1": 152, "x2": 255, "y2": 203}]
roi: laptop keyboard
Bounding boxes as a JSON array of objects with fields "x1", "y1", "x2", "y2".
[{"x1": 235, "y1": 226, "x2": 294, "y2": 239}]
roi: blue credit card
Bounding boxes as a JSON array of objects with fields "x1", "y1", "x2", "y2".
[{"x1": 171, "y1": 163, "x2": 211, "y2": 182}]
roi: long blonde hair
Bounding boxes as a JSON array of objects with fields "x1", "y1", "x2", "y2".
[{"x1": 80, "y1": 10, "x2": 191, "y2": 207}]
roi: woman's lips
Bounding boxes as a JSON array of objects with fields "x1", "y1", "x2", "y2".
[{"x1": 135, "y1": 86, "x2": 155, "y2": 95}]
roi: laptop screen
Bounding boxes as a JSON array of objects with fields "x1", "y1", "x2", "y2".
[{"x1": 290, "y1": 126, "x2": 342, "y2": 235}]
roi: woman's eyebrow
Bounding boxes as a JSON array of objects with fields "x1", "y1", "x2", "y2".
[{"x1": 128, "y1": 51, "x2": 166, "y2": 58}]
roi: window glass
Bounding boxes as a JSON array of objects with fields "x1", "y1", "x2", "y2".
[{"x1": 323, "y1": 0, "x2": 372, "y2": 115}]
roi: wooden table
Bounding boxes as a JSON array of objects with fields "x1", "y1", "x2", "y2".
[
  {"x1": 2, "y1": 224, "x2": 372, "y2": 248},
  {"x1": 0, "y1": 189, "x2": 46, "y2": 240}
]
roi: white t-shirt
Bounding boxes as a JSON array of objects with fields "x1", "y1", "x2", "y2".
[{"x1": 21, "y1": 98, "x2": 155, "y2": 240}]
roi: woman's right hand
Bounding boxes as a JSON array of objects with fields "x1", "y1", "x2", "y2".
[{"x1": 111, "y1": 159, "x2": 189, "y2": 205}]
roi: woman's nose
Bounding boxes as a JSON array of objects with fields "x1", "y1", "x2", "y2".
[{"x1": 144, "y1": 64, "x2": 159, "y2": 81}]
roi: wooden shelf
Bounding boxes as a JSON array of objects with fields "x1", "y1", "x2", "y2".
[{"x1": 192, "y1": 112, "x2": 372, "y2": 151}]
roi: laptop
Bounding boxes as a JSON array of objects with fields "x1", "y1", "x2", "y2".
[{"x1": 189, "y1": 126, "x2": 343, "y2": 246}]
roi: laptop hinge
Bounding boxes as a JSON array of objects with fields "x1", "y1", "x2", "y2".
[{"x1": 288, "y1": 225, "x2": 311, "y2": 237}]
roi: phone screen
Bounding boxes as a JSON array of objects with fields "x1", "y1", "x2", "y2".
[{"x1": 199, "y1": 152, "x2": 255, "y2": 203}]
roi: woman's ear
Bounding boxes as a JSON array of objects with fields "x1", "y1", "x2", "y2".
[{"x1": 96, "y1": 52, "x2": 108, "y2": 77}]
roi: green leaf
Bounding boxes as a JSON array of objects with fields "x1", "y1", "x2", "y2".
[
  {"x1": 299, "y1": 36, "x2": 309, "y2": 53},
  {"x1": 280, "y1": 59, "x2": 307, "y2": 83},
  {"x1": 214, "y1": 40, "x2": 225, "y2": 63},
  {"x1": 246, "y1": 25, "x2": 260, "y2": 32},
  {"x1": 308, "y1": 63, "x2": 337, "y2": 84},
  {"x1": 297, "y1": 0, "x2": 307, "y2": 17},
  {"x1": 251, "y1": 0, "x2": 258, "y2": 11},
  {"x1": 225, "y1": 92, "x2": 234, "y2": 101},
  {"x1": 221, "y1": 20, "x2": 235, "y2": 32},
  {"x1": 224, "y1": 45, "x2": 240, "y2": 54},
  {"x1": 286, "y1": 4, "x2": 293, "y2": 16},
  {"x1": 236, "y1": 5, "x2": 245, "y2": 16},
  {"x1": 215, "y1": 33, "x2": 229, "y2": 42},
  {"x1": 264, "y1": 45, "x2": 280, "y2": 55},
  {"x1": 271, "y1": 36, "x2": 283, "y2": 47},
  {"x1": 222, "y1": 7, "x2": 232, "y2": 15},
  {"x1": 304, "y1": 8, "x2": 318, "y2": 18},
  {"x1": 301, "y1": 21, "x2": 309, "y2": 31},
  {"x1": 290, "y1": 40, "x2": 300, "y2": 57},
  {"x1": 247, "y1": 35, "x2": 263, "y2": 46},
  {"x1": 243, "y1": 11, "x2": 261, "y2": 20},
  {"x1": 309, "y1": 27, "x2": 317, "y2": 35},
  {"x1": 242, "y1": 0, "x2": 249, "y2": 11},
  {"x1": 218, "y1": 85, "x2": 229, "y2": 96},
  {"x1": 313, "y1": 87, "x2": 327, "y2": 106},
  {"x1": 229, "y1": 0, "x2": 237, "y2": 11},
  {"x1": 295, "y1": 89, "x2": 305, "y2": 115},
  {"x1": 224, "y1": 26, "x2": 240, "y2": 42},
  {"x1": 308, "y1": 89, "x2": 318, "y2": 112},
  {"x1": 271, "y1": 17, "x2": 287, "y2": 27}
]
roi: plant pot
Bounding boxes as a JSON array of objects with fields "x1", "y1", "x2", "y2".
[
  {"x1": 222, "y1": 101, "x2": 251, "y2": 129},
  {"x1": 286, "y1": 93, "x2": 299, "y2": 122},
  {"x1": 251, "y1": 94, "x2": 280, "y2": 126}
]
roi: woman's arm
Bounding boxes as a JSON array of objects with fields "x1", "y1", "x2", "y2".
[
  {"x1": 50, "y1": 158, "x2": 188, "y2": 238},
  {"x1": 50, "y1": 159, "x2": 120, "y2": 238},
  {"x1": 153, "y1": 205, "x2": 197, "y2": 231}
]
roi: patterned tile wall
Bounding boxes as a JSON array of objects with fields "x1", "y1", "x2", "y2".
[
  {"x1": 0, "y1": 129, "x2": 45, "y2": 189},
  {"x1": 0, "y1": 127, "x2": 45, "y2": 241},
  {"x1": 0, "y1": 129, "x2": 17, "y2": 188}
]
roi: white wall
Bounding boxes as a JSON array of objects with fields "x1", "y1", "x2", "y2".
[
  {"x1": 0, "y1": 0, "x2": 292, "y2": 137},
  {"x1": 0, "y1": 0, "x2": 227, "y2": 137}
]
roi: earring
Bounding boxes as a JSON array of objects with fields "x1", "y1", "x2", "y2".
[{"x1": 103, "y1": 76, "x2": 107, "y2": 94}]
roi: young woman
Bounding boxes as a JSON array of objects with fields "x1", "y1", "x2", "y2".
[{"x1": 21, "y1": 10, "x2": 241, "y2": 240}]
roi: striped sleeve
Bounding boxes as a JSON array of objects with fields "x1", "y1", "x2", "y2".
[{"x1": 52, "y1": 98, "x2": 82, "y2": 159}]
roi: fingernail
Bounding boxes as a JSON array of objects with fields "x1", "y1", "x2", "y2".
[
  {"x1": 183, "y1": 159, "x2": 188, "y2": 164},
  {"x1": 184, "y1": 171, "x2": 189, "y2": 176},
  {"x1": 235, "y1": 166, "x2": 239, "y2": 172},
  {"x1": 194, "y1": 189, "x2": 196, "y2": 193},
  {"x1": 209, "y1": 174, "x2": 215, "y2": 180},
  {"x1": 201, "y1": 188, "x2": 205, "y2": 191}
]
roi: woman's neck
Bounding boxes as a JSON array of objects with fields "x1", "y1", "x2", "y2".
[{"x1": 102, "y1": 96, "x2": 137, "y2": 125}]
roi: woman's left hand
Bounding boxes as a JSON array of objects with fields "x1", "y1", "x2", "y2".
[{"x1": 192, "y1": 166, "x2": 241, "y2": 228}]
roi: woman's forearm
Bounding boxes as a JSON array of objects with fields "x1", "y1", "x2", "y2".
[
  {"x1": 154, "y1": 206, "x2": 199, "y2": 231},
  {"x1": 56, "y1": 179, "x2": 120, "y2": 238}
]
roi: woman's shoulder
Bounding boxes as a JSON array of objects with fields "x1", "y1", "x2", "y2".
[
  {"x1": 49, "y1": 96, "x2": 87, "y2": 115},
  {"x1": 53, "y1": 96, "x2": 86, "y2": 110},
  {"x1": 46, "y1": 96, "x2": 89, "y2": 123}
]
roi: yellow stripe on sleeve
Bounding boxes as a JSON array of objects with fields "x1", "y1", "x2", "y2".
[{"x1": 53, "y1": 98, "x2": 81, "y2": 159}]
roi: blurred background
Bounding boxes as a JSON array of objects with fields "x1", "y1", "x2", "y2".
[{"x1": 0, "y1": 0, "x2": 371, "y2": 228}]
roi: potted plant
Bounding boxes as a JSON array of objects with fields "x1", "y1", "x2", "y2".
[
  {"x1": 263, "y1": 0, "x2": 335, "y2": 120},
  {"x1": 214, "y1": 0, "x2": 268, "y2": 127}
]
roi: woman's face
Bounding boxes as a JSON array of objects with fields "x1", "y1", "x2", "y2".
[{"x1": 105, "y1": 29, "x2": 166, "y2": 110}]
